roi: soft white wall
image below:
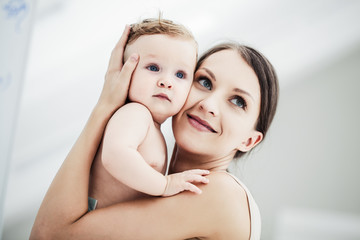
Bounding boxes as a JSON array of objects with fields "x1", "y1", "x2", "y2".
[
  {"x1": 238, "y1": 44, "x2": 360, "y2": 239},
  {"x1": 0, "y1": 0, "x2": 35, "y2": 237}
]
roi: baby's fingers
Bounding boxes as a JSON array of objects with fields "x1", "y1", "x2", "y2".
[
  {"x1": 185, "y1": 174, "x2": 209, "y2": 184},
  {"x1": 184, "y1": 182, "x2": 202, "y2": 194},
  {"x1": 186, "y1": 169, "x2": 210, "y2": 176}
]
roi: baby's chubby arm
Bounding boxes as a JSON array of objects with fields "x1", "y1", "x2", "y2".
[
  {"x1": 101, "y1": 103, "x2": 209, "y2": 196},
  {"x1": 102, "y1": 102, "x2": 166, "y2": 195}
]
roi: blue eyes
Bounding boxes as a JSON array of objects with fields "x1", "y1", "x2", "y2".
[
  {"x1": 230, "y1": 97, "x2": 246, "y2": 109},
  {"x1": 198, "y1": 78, "x2": 212, "y2": 90},
  {"x1": 176, "y1": 72, "x2": 185, "y2": 79},
  {"x1": 146, "y1": 65, "x2": 186, "y2": 79},
  {"x1": 147, "y1": 65, "x2": 159, "y2": 72},
  {"x1": 198, "y1": 77, "x2": 247, "y2": 109}
]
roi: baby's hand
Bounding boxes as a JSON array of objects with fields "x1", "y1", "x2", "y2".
[{"x1": 162, "y1": 169, "x2": 210, "y2": 197}]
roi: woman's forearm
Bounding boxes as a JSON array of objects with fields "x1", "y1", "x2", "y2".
[
  {"x1": 30, "y1": 25, "x2": 138, "y2": 239},
  {"x1": 30, "y1": 104, "x2": 115, "y2": 239}
]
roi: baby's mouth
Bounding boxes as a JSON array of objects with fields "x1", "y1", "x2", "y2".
[{"x1": 153, "y1": 93, "x2": 171, "y2": 102}]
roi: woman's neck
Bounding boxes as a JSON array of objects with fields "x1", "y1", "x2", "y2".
[{"x1": 169, "y1": 145, "x2": 235, "y2": 174}]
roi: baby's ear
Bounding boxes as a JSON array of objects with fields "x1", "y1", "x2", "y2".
[{"x1": 237, "y1": 131, "x2": 263, "y2": 152}]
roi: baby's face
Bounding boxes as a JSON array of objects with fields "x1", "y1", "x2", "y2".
[{"x1": 124, "y1": 34, "x2": 197, "y2": 124}]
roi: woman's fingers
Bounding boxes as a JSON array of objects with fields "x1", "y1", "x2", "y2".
[
  {"x1": 109, "y1": 53, "x2": 139, "y2": 107},
  {"x1": 119, "y1": 53, "x2": 139, "y2": 81},
  {"x1": 108, "y1": 25, "x2": 131, "y2": 72},
  {"x1": 98, "y1": 52, "x2": 138, "y2": 110}
]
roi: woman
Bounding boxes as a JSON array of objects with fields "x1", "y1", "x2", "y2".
[{"x1": 30, "y1": 25, "x2": 278, "y2": 239}]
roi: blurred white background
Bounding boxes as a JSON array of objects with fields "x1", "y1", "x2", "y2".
[{"x1": 2, "y1": 0, "x2": 360, "y2": 239}]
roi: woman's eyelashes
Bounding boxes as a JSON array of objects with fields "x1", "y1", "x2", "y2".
[
  {"x1": 197, "y1": 76, "x2": 247, "y2": 110},
  {"x1": 198, "y1": 77, "x2": 212, "y2": 90},
  {"x1": 230, "y1": 96, "x2": 247, "y2": 109}
]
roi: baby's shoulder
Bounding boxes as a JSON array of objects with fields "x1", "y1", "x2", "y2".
[
  {"x1": 120, "y1": 102, "x2": 151, "y2": 113},
  {"x1": 113, "y1": 102, "x2": 152, "y2": 119}
]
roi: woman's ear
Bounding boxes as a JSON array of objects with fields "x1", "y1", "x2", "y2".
[{"x1": 237, "y1": 130, "x2": 263, "y2": 152}]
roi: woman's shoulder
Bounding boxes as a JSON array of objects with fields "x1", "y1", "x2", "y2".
[
  {"x1": 196, "y1": 171, "x2": 251, "y2": 238},
  {"x1": 205, "y1": 171, "x2": 247, "y2": 196}
]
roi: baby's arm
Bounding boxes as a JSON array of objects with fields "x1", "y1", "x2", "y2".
[{"x1": 102, "y1": 103, "x2": 209, "y2": 196}]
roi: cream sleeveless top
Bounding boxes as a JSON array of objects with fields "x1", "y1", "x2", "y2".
[{"x1": 226, "y1": 172, "x2": 262, "y2": 240}]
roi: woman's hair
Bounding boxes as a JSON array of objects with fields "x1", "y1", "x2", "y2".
[
  {"x1": 127, "y1": 18, "x2": 197, "y2": 46},
  {"x1": 196, "y1": 43, "x2": 279, "y2": 158}
]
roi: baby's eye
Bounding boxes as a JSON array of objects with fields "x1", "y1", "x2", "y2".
[
  {"x1": 176, "y1": 71, "x2": 185, "y2": 79},
  {"x1": 147, "y1": 65, "x2": 159, "y2": 72},
  {"x1": 230, "y1": 96, "x2": 246, "y2": 109},
  {"x1": 198, "y1": 78, "x2": 212, "y2": 90}
]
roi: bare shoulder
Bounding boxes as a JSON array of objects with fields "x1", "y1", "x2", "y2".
[
  {"x1": 204, "y1": 171, "x2": 249, "y2": 208},
  {"x1": 113, "y1": 102, "x2": 152, "y2": 119},
  {"x1": 104, "y1": 102, "x2": 153, "y2": 140},
  {"x1": 107, "y1": 102, "x2": 153, "y2": 129},
  {"x1": 198, "y1": 171, "x2": 251, "y2": 239}
]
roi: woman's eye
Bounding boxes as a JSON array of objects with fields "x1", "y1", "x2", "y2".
[
  {"x1": 147, "y1": 65, "x2": 159, "y2": 72},
  {"x1": 198, "y1": 78, "x2": 212, "y2": 90},
  {"x1": 176, "y1": 71, "x2": 185, "y2": 79},
  {"x1": 230, "y1": 96, "x2": 246, "y2": 109}
]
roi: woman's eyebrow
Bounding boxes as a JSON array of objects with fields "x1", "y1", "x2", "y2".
[
  {"x1": 234, "y1": 88, "x2": 255, "y2": 102},
  {"x1": 200, "y1": 67, "x2": 216, "y2": 81},
  {"x1": 201, "y1": 67, "x2": 255, "y2": 101}
]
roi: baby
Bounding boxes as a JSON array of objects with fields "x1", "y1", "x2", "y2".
[{"x1": 89, "y1": 18, "x2": 209, "y2": 209}]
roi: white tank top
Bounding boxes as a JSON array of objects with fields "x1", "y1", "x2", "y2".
[{"x1": 226, "y1": 172, "x2": 262, "y2": 240}]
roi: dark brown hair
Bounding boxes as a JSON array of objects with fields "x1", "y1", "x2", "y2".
[{"x1": 196, "y1": 43, "x2": 279, "y2": 158}]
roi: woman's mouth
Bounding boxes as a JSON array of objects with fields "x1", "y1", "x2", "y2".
[
  {"x1": 187, "y1": 114, "x2": 217, "y2": 133},
  {"x1": 153, "y1": 93, "x2": 171, "y2": 102}
]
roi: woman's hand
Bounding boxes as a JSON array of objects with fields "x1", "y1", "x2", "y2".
[{"x1": 97, "y1": 25, "x2": 139, "y2": 113}]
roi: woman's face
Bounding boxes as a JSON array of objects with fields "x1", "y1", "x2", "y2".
[{"x1": 172, "y1": 49, "x2": 263, "y2": 160}]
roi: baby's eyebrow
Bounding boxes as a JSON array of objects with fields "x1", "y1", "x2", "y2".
[{"x1": 143, "y1": 53, "x2": 158, "y2": 59}]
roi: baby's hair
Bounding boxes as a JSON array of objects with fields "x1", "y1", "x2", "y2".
[{"x1": 127, "y1": 18, "x2": 197, "y2": 47}]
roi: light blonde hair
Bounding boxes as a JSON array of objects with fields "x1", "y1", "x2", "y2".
[{"x1": 127, "y1": 18, "x2": 197, "y2": 48}]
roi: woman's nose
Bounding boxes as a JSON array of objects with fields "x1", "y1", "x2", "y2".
[
  {"x1": 198, "y1": 96, "x2": 219, "y2": 117},
  {"x1": 157, "y1": 77, "x2": 172, "y2": 89}
]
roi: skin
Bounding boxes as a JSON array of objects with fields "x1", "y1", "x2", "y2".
[
  {"x1": 30, "y1": 25, "x2": 263, "y2": 240},
  {"x1": 89, "y1": 34, "x2": 207, "y2": 208},
  {"x1": 125, "y1": 34, "x2": 197, "y2": 125},
  {"x1": 171, "y1": 49, "x2": 263, "y2": 173}
]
